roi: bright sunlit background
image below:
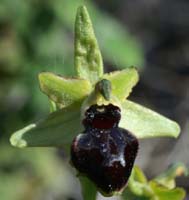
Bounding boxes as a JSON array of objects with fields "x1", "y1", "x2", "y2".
[{"x1": 0, "y1": 0, "x2": 188, "y2": 199}]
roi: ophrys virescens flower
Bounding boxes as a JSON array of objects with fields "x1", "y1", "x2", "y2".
[{"x1": 10, "y1": 5, "x2": 180, "y2": 198}]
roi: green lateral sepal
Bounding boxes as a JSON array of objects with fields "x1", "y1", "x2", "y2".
[
  {"x1": 120, "y1": 100, "x2": 180, "y2": 139},
  {"x1": 10, "y1": 103, "x2": 82, "y2": 152}
]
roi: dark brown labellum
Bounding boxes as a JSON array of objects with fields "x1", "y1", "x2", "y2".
[{"x1": 71, "y1": 104, "x2": 138, "y2": 195}]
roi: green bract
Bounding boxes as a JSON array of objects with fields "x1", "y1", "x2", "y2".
[{"x1": 10, "y1": 5, "x2": 182, "y2": 200}]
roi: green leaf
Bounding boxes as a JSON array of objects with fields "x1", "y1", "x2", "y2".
[
  {"x1": 150, "y1": 181, "x2": 186, "y2": 200},
  {"x1": 120, "y1": 100, "x2": 180, "y2": 139},
  {"x1": 102, "y1": 67, "x2": 139, "y2": 101},
  {"x1": 10, "y1": 103, "x2": 82, "y2": 151},
  {"x1": 79, "y1": 176, "x2": 97, "y2": 200},
  {"x1": 39, "y1": 72, "x2": 92, "y2": 107},
  {"x1": 74, "y1": 5, "x2": 103, "y2": 84}
]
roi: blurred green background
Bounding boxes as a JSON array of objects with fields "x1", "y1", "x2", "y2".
[{"x1": 0, "y1": 0, "x2": 188, "y2": 199}]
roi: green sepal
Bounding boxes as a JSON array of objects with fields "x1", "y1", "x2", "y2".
[
  {"x1": 75, "y1": 6, "x2": 103, "y2": 84},
  {"x1": 10, "y1": 103, "x2": 82, "y2": 152},
  {"x1": 102, "y1": 67, "x2": 139, "y2": 101},
  {"x1": 120, "y1": 100, "x2": 180, "y2": 139},
  {"x1": 39, "y1": 72, "x2": 92, "y2": 107}
]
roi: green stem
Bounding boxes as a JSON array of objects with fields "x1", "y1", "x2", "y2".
[{"x1": 79, "y1": 176, "x2": 97, "y2": 200}]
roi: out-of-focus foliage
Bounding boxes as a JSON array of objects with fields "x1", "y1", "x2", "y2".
[
  {"x1": 0, "y1": 145, "x2": 78, "y2": 200},
  {"x1": 122, "y1": 165, "x2": 187, "y2": 200}
]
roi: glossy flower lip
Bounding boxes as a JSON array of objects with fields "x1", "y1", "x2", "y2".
[{"x1": 71, "y1": 104, "x2": 139, "y2": 196}]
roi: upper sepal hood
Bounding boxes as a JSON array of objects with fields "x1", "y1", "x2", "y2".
[{"x1": 74, "y1": 6, "x2": 103, "y2": 84}]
